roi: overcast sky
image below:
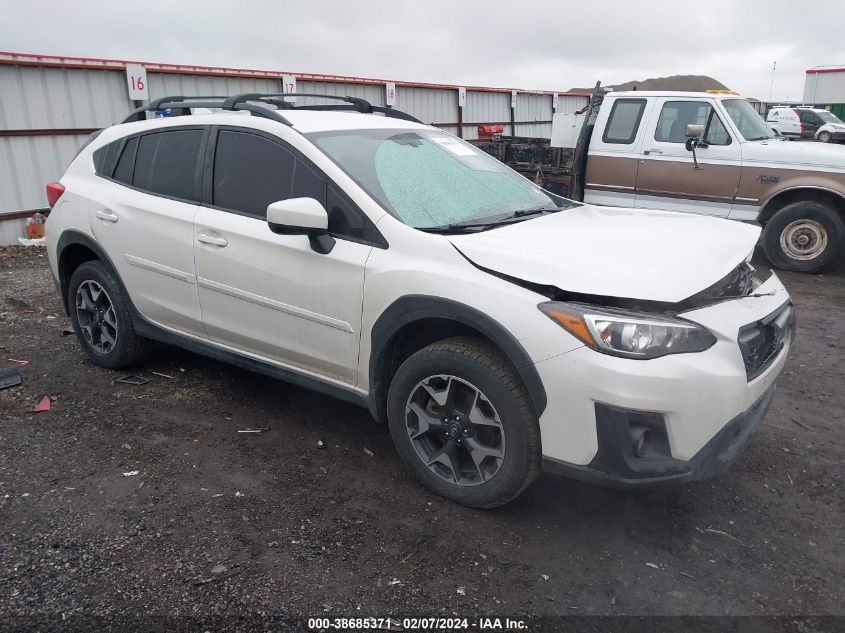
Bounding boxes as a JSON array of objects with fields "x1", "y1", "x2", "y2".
[{"x1": 2, "y1": 0, "x2": 843, "y2": 101}]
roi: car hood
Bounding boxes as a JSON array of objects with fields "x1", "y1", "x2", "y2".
[
  {"x1": 447, "y1": 205, "x2": 760, "y2": 303},
  {"x1": 743, "y1": 137, "x2": 845, "y2": 170}
]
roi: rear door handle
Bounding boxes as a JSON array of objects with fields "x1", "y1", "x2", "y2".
[
  {"x1": 95, "y1": 209, "x2": 118, "y2": 223},
  {"x1": 196, "y1": 233, "x2": 228, "y2": 247},
  {"x1": 643, "y1": 148, "x2": 663, "y2": 155}
]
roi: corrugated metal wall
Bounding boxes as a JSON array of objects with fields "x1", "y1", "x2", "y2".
[{"x1": 0, "y1": 55, "x2": 588, "y2": 242}]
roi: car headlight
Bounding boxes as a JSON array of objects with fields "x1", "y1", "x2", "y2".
[{"x1": 538, "y1": 302, "x2": 716, "y2": 359}]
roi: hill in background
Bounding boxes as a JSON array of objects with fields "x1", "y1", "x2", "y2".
[{"x1": 572, "y1": 74, "x2": 730, "y2": 93}]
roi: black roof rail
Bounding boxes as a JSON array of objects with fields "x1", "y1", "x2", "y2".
[{"x1": 120, "y1": 93, "x2": 422, "y2": 125}]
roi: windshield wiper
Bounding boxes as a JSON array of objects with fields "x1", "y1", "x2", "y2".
[
  {"x1": 419, "y1": 206, "x2": 560, "y2": 234},
  {"x1": 512, "y1": 205, "x2": 559, "y2": 217}
]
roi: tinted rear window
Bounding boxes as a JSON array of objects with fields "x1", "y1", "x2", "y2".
[
  {"x1": 112, "y1": 137, "x2": 138, "y2": 184},
  {"x1": 133, "y1": 130, "x2": 204, "y2": 201}
]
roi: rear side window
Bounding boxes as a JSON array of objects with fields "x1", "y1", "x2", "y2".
[
  {"x1": 212, "y1": 130, "x2": 295, "y2": 218},
  {"x1": 133, "y1": 130, "x2": 204, "y2": 201},
  {"x1": 112, "y1": 137, "x2": 138, "y2": 184},
  {"x1": 602, "y1": 98, "x2": 646, "y2": 144},
  {"x1": 93, "y1": 140, "x2": 121, "y2": 176}
]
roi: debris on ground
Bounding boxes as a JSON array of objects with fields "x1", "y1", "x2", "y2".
[
  {"x1": 151, "y1": 371, "x2": 175, "y2": 379},
  {"x1": 112, "y1": 374, "x2": 150, "y2": 386},
  {"x1": 210, "y1": 564, "x2": 227, "y2": 575},
  {"x1": 0, "y1": 367, "x2": 22, "y2": 389},
  {"x1": 238, "y1": 428, "x2": 269, "y2": 434},
  {"x1": 33, "y1": 395, "x2": 52, "y2": 412},
  {"x1": 646, "y1": 563, "x2": 659, "y2": 569},
  {"x1": 791, "y1": 417, "x2": 812, "y2": 431},
  {"x1": 234, "y1": 491, "x2": 244, "y2": 497},
  {"x1": 317, "y1": 439, "x2": 326, "y2": 449},
  {"x1": 193, "y1": 570, "x2": 241, "y2": 586},
  {"x1": 60, "y1": 329, "x2": 74, "y2": 336},
  {"x1": 456, "y1": 586, "x2": 466, "y2": 596},
  {"x1": 363, "y1": 448, "x2": 375, "y2": 457},
  {"x1": 122, "y1": 471, "x2": 139, "y2": 477},
  {"x1": 6, "y1": 358, "x2": 29, "y2": 365}
]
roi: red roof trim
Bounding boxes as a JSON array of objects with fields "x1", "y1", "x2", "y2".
[
  {"x1": 805, "y1": 67, "x2": 845, "y2": 74},
  {"x1": 0, "y1": 50, "x2": 590, "y2": 97}
]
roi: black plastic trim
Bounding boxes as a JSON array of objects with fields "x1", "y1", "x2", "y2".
[
  {"x1": 368, "y1": 295, "x2": 547, "y2": 422},
  {"x1": 55, "y1": 230, "x2": 123, "y2": 314},
  {"x1": 132, "y1": 317, "x2": 367, "y2": 408}
]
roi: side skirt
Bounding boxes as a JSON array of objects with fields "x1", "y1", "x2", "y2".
[{"x1": 133, "y1": 315, "x2": 370, "y2": 411}]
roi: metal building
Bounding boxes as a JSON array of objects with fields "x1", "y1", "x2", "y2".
[
  {"x1": 803, "y1": 66, "x2": 845, "y2": 120},
  {"x1": 0, "y1": 51, "x2": 589, "y2": 243}
]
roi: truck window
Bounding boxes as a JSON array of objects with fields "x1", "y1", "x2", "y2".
[
  {"x1": 654, "y1": 101, "x2": 730, "y2": 145},
  {"x1": 602, "y1": 99, "x2": 646, "y2": 144}
]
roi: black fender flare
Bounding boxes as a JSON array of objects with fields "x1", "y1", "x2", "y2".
[
  {"x1": 55, "y1": 229, "x2": 124, "y2": 314},
  {"x1": 368, "y1": 295, "x2": 547, "y2": 422}
]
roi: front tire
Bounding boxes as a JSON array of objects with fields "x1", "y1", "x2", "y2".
[
  {"x1": 817, "y1": 131, "x2": 832, "y2": 143},
  {"x1": 68, "y1": 261, "x2": 152, "y2": 369},
  {"x1": 762, "y1": 201, "x2": 845, "y2": 273},
  {"x1": 387, "y1": 337, "x2": 542, "y2": 508}
]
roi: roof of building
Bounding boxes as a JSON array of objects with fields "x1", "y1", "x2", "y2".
[
  {"x1": 806, "y1": 65, "x2": 845, "y2": 74},
  {"x1": 0, "y1": 50, "x2": 589, "y2": 97}
]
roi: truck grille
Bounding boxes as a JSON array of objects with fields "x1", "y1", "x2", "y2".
[{"x1": 738, "y1": 302, "x2": 795, "y2": 381}]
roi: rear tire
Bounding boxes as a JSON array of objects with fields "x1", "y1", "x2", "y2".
[
  {"x1": 762, "y1": 201, "x2": 845, "y2": 273},
  {"x1": 68, "y1": 261, "x2": 152, "y2": 369},
  {"x1": 387, "y1": 337, "x2": 542, "y2": 508}
]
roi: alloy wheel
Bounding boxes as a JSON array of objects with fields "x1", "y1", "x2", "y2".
[
  {"x1": 75, "y1": 280, "x2": 119, "y2": 354},
  {"x1": 404, "y1": 374, "x2": 506, "y2": 486}
]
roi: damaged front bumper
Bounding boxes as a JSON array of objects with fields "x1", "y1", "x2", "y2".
[{"x1": 542, "y1": 385, "x2": 775, "y2": 488}]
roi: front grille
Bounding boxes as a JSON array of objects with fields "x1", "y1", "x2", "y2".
[{"x1": 738, "y1": 302, "x2": 795, "y2": 381}]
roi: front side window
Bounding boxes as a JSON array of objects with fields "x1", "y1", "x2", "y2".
[
  {"x1": 817, "y1": 110, "x2": 843, "y2": 124},
  {"x1": 602, "y1": 98, "x2": 646, "y2": 144},
  {"x1": 212, "y1": 130, "x2": 295, "y2": 218},
  {"x1": 722, "y1": 99, "x2": 775, "y2": 141},
  {"x1": 654, "y1": 101, "x2": 730, "y2": 146},
  {"x1": 308, "y1": 129, "x2": 562, "y2": 229},
  {"x1": 133, "y1": 129, "x2": 204, "y2": 201}
]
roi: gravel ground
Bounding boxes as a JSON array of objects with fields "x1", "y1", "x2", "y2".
[{"x1": 0, "y1": 245, "x2": 843, "y2": 632}]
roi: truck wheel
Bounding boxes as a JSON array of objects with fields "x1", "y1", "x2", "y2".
[
  {"x1": 386, "y1": 337, "x2": 542, "y2": 508},
  {"x1": 818, "y1": 131, "x2": 832, "y2": 143},
  {"x1": 762, "y1": 202, "x2": 845, "y2": 272},
  {"x1": 68, "y1": 260, "x2": 152, "y2": 369}
]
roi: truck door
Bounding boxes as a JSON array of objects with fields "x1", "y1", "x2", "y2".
[
  {"x1": 583, "y1": 96, "x2": 652, "y2": 208},
  {"x1": 635, "y1": 98, "x2": 741, "y2": 217}
]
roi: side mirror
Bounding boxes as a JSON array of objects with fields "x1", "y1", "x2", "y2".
[
  {"x1": 684, "y1": 124, "x2": 705, "y2": 170},
  {"x1": 685, "y1": 124, "x2": 705, "y2": 139},
  {"x1": 267, "y1": 197, "x2": 335, "y2": 254}
]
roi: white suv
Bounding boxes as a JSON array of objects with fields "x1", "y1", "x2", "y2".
[{"x1": 45, "y1": 94, "x2": 795, "y2": 507}]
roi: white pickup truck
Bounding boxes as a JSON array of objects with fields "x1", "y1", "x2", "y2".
[{"x1": 567, "y1": 89, "x2": 845, "y2": 272}]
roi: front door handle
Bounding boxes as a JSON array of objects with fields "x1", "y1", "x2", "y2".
[
  {"x1": 643, "y1": 148, "x2": 663, "y2": 155},
  {"x1": 196, "y1": 233, "x2": 228, "y2": 247},
  {"x1": 95, "y1": 209, "x2": 118, "y2": 223}
]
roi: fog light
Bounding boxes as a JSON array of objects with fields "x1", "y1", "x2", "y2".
[{"x1": 629, "y1": 426, "x2": 650, "y2": 458}]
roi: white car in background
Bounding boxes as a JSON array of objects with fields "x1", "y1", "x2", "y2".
[
  {"x1": 814, "y1": 111, "x2": 845, "y2": 143},
  {"x1": 44, "y1": 94, "x2": 794, "y2": 507}
]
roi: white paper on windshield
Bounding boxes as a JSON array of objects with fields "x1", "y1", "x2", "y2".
[{"x1": 430, "y1": 136, "x2": 478, "y2": 156}]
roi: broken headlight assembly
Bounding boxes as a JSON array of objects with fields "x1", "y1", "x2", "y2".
[{"x1": 538, "y1": 302, "x2": 716, "y2": 359}]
